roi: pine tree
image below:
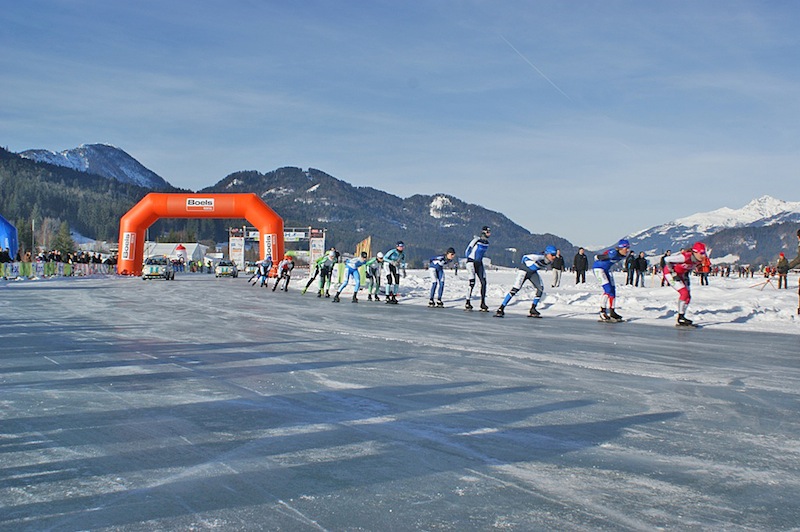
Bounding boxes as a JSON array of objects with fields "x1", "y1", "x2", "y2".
[{"x1": 52, "y1": 221, "x2": 76, "y2": 255}]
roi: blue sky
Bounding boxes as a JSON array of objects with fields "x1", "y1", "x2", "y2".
[{"x1": 2, "y1": 1, "x2": 799, "y2": 246}]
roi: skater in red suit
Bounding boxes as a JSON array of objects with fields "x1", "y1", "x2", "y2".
[{"x1": 662, "y1": 242, "x2": 708, "y2": 326}]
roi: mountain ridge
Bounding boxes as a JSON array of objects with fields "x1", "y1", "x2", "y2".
[
  {"x1": 619, "y1": 195, "x2": 800, "y2": 264},
  {"x1": 19, "y1": 143, "x2": 171, "y2": 190},
  {"x1": 4, "y1": 143, "x2": 799, "y2": 266}
]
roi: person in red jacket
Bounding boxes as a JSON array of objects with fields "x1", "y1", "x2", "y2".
[{"x1": 662, "y1": 242, "x2": 708, "y2": 326}]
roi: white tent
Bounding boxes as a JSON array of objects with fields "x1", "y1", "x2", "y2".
[{"x1": 143, "y1": 242, "x2": 208, "y2": 263}]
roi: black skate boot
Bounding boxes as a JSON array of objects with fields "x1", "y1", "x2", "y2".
[
  {"x1": 479, "y1": 302, "x2": 490, "y2": 312},
  {"x1": 428, "y1": 299, "x2": 436, "y2": 308},
  {"x1": 332, "y1": 294, "x2": 340, "y2": 303},
  {"x1": 609, "y1": 309, "x2": 623, "y2": 321},
  {"x1": 465, "y1": 300, "x2": 473, "y2": 311},
  {"x1": 494, "y1": 306, "x2": 505, "y2": 318},
  {"x1": 676, "y1": 314, "x2": 694, "y2": 326},
  {"x1": 436, "y1": 300, "x2": 444, "y2": 307},
  {"x1": 528, "y1": 305, "x2": 541, "y2": 318},
  {"x1": 599, "y1": 307, "x2": 611, "y2": 321},
  {"x1": 367, "y1": 294, "x2": 372, "y2": 301},
  {"x1": 373, "y1": 295, "x2": 380, "y2": 302},
  {"x1": 352, "y1": 294, "x2": 358, "y2": 303}
]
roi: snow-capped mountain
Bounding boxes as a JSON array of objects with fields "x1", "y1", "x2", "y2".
[
  {"x1": 625, "y1": 196, "x2": 800, "y2": 255},
  {"x1": 19, "y1": 143, "x2": 171, "y2": 190}
]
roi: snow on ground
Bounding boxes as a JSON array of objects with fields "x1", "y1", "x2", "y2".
[{"x1": 333, "y1": 267, "x2": 800, "y2": 334}]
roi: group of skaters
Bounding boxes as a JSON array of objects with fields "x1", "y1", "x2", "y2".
[
  {"x1": 257, "y1": 226, "x2": 800, "y2": 326},
  {"x1": 300, "y1": 242, "x2": 407, "y2": 304},
  {"x1": 249, "y1": 254, "x2": 296, "y2": 292}
]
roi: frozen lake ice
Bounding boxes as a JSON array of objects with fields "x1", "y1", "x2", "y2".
[{"x1": 1, "y1": 272, "x2": 799, "y2": 530}]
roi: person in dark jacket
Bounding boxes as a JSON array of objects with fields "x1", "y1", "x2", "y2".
[
  {"x1": 633, "y1": 252, "x2": 649, "y2": 287},
  {"x1": 624, "y1": 250, "x2": 636, "y2": 285},
  {"x1": 573, "y1": 247, "x2": 589, "y2": 284},
  {"x1": 551, "y1": 249, "x2": 564, "y2": 287}
]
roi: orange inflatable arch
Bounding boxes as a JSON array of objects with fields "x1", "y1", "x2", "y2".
[{"x1": 117, "y1": 193, "x2": 284, "y2": 276}]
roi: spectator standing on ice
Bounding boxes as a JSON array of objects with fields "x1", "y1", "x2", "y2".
[
  {"x1": 383, "y1": 241, "x2": 406, "y2": 304},
  {"x1": 427, "y1": 247, "x2": 457, "y2": 307},
  {"x1": 333, "y1": 252, "x2": 368, "y2": 303},
  {"x1": 697, "y1": 253, "x2": 711, "y2": 286},
  {"x1": 593, "y1": 239, "x2": 631, "y2": 322},
  {"x1": 551, "y1": 249, "x2": 564, "y2": 287},
  {"x1": 464, "y1": 226, "x2": 491, "y2": 311},
  {"x1": 494, "y1": 246, "x2": 557, "y2": 318},
  {"x1": 573, "y1": 247, "x2": 588, "y2": 284},
  {"x1": 662, "y1": 242, "x2": 708, "y2": 326},
  {"x1": 624, "y1": 250, "x2": 636, "y2": 285},
  {"x1": 634, "y1": 252, "x2": 649, "y2": 287},
  {"x1": 776, "y1": 252, "x2": 789, "y2": 289}
]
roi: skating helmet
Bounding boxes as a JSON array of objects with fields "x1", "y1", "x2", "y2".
[
  {"x1": 691, "y1": 242, "x2": 706, "y2": 255},
  {"x1": 396, "y1": 241, "x2": 405, "y2": 248},
  {"x1": 545, "y1": 245, "x2": 557, "y2": 256},
  {"x1": 446, "y1": 247, "x2": 456, "y2": 255},
  {"x1": 328, "y1": 250, "x2": 336, "y2": 259},
  {"x1": 284, "y1": 254, "x2": 292, "y2": 260},
  {"x1": 481, "y1": 226, "x2": 491, "y2": 236},
  {"x1": 617, "y1": 239, "x2": 630, "y2": 249},
  {"x1": 361, "y1": 251, "x2": 368, "y2": 258},
  {"x1": 376, "y1": 252, "x2": 384, "y2": 259}
]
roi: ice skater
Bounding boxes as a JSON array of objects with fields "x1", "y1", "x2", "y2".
[
  {"x1": 464, "y1": 226, "x2": 491, "y2": 311},
  {"x1": 593, "y1": 239, "x2": 631, "y2": 322},
  {"x1": 251, "y1": 256, "x2": 273, "y2": 288},
  {"x1": 382, "y1": 241, "x2": 406, "y2": 304},
  {"x1": 272, "y1": 254, "x2": 294, "y2": 291},
  {"x1": 427, "y1": 247, "x2": 457, "y2": 307},
  {"x1": 333, "y1": 251, "x2": 368, "y2": 303},
  {"x1": 365, "y1": 252, "x2": 384, "y2": 301},
  {"x1": 494, "y1": 246, "x2": 557, "y2": 318},
  {"x1": 304, "y1": 250, "x2": 337, "y2": 297},
  {"x1": 662, "y1": 242, "x2": 708, "y2": 326}
]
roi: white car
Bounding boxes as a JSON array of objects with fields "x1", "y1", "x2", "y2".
[
  {"x1": 215, "y1": 260, "x2": 238, "y2": 278},
  {"x1": 142, "y1": 257, "x2": 175, "y2": 280}
]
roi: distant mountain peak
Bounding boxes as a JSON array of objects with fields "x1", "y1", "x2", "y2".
[
  {"x1": 672, "y1": 195, "x2": 800, "y2": 232},
  {"x1": 19, "y1": 143, "x2": 171, "y2": 190},
  {"x1": 625, "y1": 195, "x2": 800, "y2": 257},
  {"x1": 429, "y1": 194, "x2": 457, "y2": 219}
]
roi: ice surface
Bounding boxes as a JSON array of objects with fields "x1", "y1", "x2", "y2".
[{"x1": 0, "y1": 270, "x2": 798, "y2": 530}]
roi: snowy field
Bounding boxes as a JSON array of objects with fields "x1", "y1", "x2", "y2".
[
  {"x1": 380, "y1": 267, "x2": 800, "y2": 333},
  {"x1": 1, "y1": 270, "x2": 799, "y2": 530}
]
